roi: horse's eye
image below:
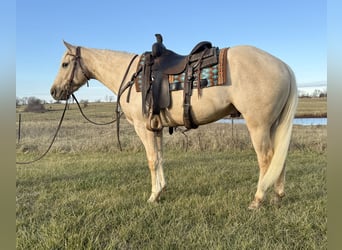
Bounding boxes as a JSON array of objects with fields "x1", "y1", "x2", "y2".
[{"x1": 62, "y1": 62, "x2": 69, "y2": 68}]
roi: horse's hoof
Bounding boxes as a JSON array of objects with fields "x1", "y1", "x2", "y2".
[
  {"x1": 147, "y1": 195, "x2": 158, "y2": 203},
  {"x1": 270, "y1": 193, "x2": 285, "y2": 207},
  {"x1": 147, "y1": 193, "x2": 161, "y2": 203},
  {"x1": 270, "y1": 199, "x2": 281, "y2": 208},
  {"x1": 248, "y1": 199, "x2": 262, "y2": 210},
  {"x1": 147, "y1": 186, "x2": 166, "y2": 203}
]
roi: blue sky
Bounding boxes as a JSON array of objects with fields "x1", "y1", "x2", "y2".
[{"x1": 16, "y1": 0, "x2": 326, "y2": 102}]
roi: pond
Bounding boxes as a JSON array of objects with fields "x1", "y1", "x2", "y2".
[{"x1": 218, "y1": 117, "x2": 327, "y2": 126}]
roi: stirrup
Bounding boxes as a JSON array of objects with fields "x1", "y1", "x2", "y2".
[{"x1": 146, "y1": 113, "x2": 163, "y2": 131}]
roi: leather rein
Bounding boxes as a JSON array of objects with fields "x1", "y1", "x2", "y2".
[
  {"x1": 67, "y1": 47, "x2": 139, "y2": 150},
  {"x1": 17, "y1": 48, "x2": 138, "y2": 164}
]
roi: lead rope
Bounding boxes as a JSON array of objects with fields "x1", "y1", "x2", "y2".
[
  {"x1": 72, "y1": 93, "x2": 118, "y2": 125},
  {"x1": 16, "y1": 99, "x2": 69, "y2": 165}
]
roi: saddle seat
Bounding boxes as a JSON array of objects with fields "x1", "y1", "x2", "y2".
[{"x1": 153, "y1": 41, "x2": 213, "y2": 75}]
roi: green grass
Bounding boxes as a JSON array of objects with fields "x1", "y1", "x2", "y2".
[
  {"x1": 16, "y1": 100, "x2": 327, "y2": 249},
  {"x1": 17, "y1": 150, "x2": 326, "y2": 249}
]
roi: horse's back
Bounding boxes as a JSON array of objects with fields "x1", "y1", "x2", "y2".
[{"x1": 228, "y1": 45, "x2": 290, "y2": 85}]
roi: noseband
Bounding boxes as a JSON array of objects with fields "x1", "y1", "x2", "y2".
[{"x1": 66, "y1": 46, "x2": 90, "y2": 96}]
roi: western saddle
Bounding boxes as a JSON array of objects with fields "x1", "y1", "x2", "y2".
[{"x1": 141, "y1": 34, "x2": 219, "y2": 132}]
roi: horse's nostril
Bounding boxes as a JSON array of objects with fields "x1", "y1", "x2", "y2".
[{"x1": 50, "y1": 88, "x2": 55, "y2": 97}]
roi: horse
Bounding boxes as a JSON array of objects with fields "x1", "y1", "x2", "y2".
[{"x1": 50, "y1": 40, "x2": 297, "y2": 209}]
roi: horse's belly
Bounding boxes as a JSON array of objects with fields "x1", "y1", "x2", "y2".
[{"x1": 162, "y1": 87, "x2": 233, "y2": 126}]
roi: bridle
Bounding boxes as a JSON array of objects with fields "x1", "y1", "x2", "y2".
[
  {"x1": 65, "y1": 46, "x2": 139, "y2": 150},
  {"x1": 65, "y1": 46, "x2": 91, "y2": 97},
  {"x1": 17, "y1": 48, "x2": 139, "y2": 164}
]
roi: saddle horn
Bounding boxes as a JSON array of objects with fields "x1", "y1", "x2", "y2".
[
  {"x1": 152, "y1": 34, "x2": 166, "y2": 57},
  {"x1": 155, "y1": 34, "x2": 163, "y2": 43}
]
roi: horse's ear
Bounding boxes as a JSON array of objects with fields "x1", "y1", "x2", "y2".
[{"x1": 63, "y1": 40, "x2": 75, "y2": 52}]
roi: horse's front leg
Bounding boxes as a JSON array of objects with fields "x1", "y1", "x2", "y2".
[
  {"x1": 148, "y1": 130, "x2": 166, "y2": 202},
  {"x1": 134, "y1": 125, "x2": 166, "y2": 202}
]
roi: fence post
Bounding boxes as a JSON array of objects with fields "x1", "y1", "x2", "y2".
[
  {"x1": 231, "y1": 118, "x2": 234, "y2": 139},
  {"x1": 18, "y1": 113, "x2": 22, "y2": 144}
]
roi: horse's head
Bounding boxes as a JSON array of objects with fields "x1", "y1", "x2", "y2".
[{"x1": 50, "y1": 41, "x2": 90, "y2": 100}]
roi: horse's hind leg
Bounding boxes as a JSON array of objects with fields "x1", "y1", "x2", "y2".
[
  {"x1": 247, "y1": 125, "x2": 274, "y2": 209},
  {"x1": 134, "y1": 124, "x2": 166, "y2": 202},
  {"x1": 271, "y1": 166, "x2": 286, "y2": 206}
]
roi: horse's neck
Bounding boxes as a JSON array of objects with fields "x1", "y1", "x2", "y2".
[{"x1": 83, "y1": 48, "x2": 137, "y2": 94}]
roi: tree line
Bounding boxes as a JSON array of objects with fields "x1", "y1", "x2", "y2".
[
  {"x1": 16, "y1": 96, "x2": 91, "y2": 112},
  {"x1": 298, "y1": 88, "x2": 327, "y2": 98},
  {"x1": 17, "y1": 88, "x2": 327, "y2": 113}
]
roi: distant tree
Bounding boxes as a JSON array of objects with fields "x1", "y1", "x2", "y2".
[
  {"x1": 24, "y1": 97, "x2": 46, "y2": 113},
  {"x1": 319, "y1": 88, "x2": 327, "y2": 98},
  {"x1": 21, "y1": 97, "x2": 28, "y2": 105},
  {"x1": 312, "y1": 89, "x2": 322, "y2": 98},
  {"x1": 298, "y1": 90, "x2": 307, "y2": 98},
  {"x1": 319, "y1": 92, "x2": 327, "y2": 98},
  {"x1": 298, "y1": 90, "x2": 311, "y2": 98},
  {"x1": 80, "y1": 99, "x2": 89, "y2": 108}
]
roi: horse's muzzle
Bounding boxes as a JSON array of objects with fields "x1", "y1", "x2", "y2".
[{"x1": 50, "y1": 87, "x2": 69, "y2": 100}]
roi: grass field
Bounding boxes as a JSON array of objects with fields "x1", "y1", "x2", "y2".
[
  {"x1": 16, "y1": 98, "x2": 327, "y2": 249},
  {"x1": 295, "y1": 97, "x2": 327, "y2": 118}
]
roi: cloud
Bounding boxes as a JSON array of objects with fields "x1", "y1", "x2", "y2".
[{"x1": 298, "y1": 80, "x2": 327, "y2": 87}]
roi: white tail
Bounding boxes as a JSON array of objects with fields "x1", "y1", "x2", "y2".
[{"x1": 260, "y1": 66, "x2": 298, "y2": 191}]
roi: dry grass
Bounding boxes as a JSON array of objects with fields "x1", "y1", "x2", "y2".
[
  {"x1": 16, "y1": 99, "x2": 327, "y2": 155},
  {"x1": 16, "y1": 99, "x2": 327, "y2": 249},
  {"x1": 296, "y1": 97, "x2": 327, "y2": 118}
]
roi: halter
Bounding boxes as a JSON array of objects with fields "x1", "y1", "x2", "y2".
[{"x1": 66, "y1": 46, "x2": 90, "y2": 97}]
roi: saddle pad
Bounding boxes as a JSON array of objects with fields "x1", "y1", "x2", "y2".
[{"x1": 134, "y1": 47, "x2": 229, "y2": 92}]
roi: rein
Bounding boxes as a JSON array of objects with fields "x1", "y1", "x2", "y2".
[
  {"x1": 115, "y1": 54, "x2": 139, "y2": 151},
  {"x1": 16, "y1": 52, "x2": 138, "y2": 164},
  {"x1": 16, "y1": 99, "x2": 69, "y2": 165},
  {"x1": 72, "y1": 93, "x2": 119, "y2": 125}
]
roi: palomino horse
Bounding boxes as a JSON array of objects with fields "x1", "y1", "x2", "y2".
[{"x1": 50, "y1": 41, "x2": 297, "y2": 209}]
